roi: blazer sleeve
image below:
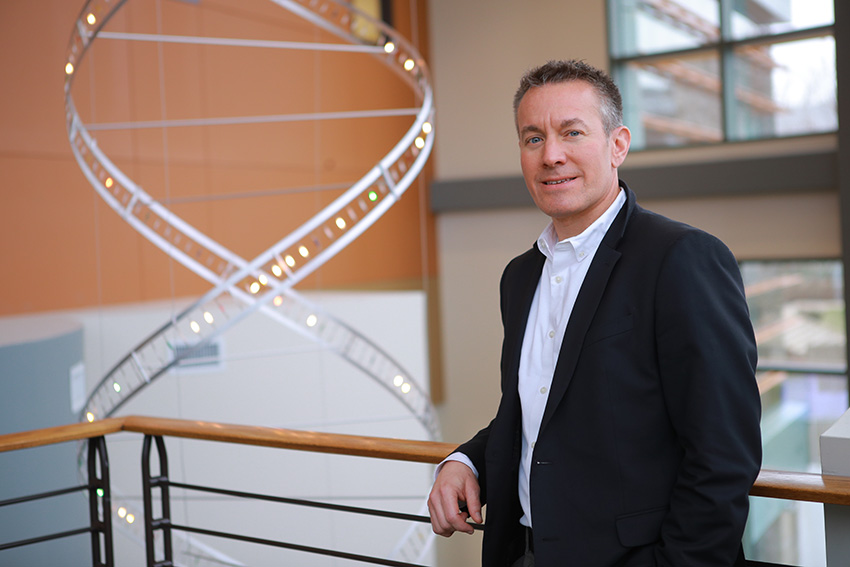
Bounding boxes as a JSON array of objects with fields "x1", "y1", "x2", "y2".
[
  {"x1": 653, "y1": 230, "x2": 762, "y2": 566},
  {"x1": 453, "y1": 251, "x2": 535, "y2": 507}
]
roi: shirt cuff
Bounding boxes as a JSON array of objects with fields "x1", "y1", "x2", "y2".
[{"x1": 434, "y1": 452, "x2": 479, "y2": 480}]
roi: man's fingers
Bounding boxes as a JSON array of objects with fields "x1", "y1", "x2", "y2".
[
  {"x1": 465, "y1": 492, "x2": 483, "y2": 525},
  {"x1": 428, "y1": 461, "x2": 481, "y2": 537},
  {"x1": 429, "y1": 502, "x2": 452, "y2": 536},
  {"x1": 430, "y1": 487, "x2": 472, "y2": 535},
  {"x1": 427, "y1": 486, "x2": 457, "y2": 536},
  {"x1": 448, "y1": 501, "x2": 474, "y2": 534}
]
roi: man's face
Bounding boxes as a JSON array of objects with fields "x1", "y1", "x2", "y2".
[{"x1": 516, "y1": 80, "x2": 630, "y2": 240}]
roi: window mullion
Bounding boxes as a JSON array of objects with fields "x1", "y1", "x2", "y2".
[{"x1": 720, "y1": 0, "x2": 734, "y2": 142}]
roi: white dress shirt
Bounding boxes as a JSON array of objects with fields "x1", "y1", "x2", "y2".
[
  {"x1": 440, "y1": 188, "x2": 625, "y2": 528},
  {"x1": 517, "y1": 188, "x2": 625, "y2": 526}
]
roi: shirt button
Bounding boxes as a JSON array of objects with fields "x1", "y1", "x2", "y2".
[
  {"x1": 554, "y1": 276, "x2": 563, "y2": 284},
  {"x1": 531, "y1": 441, "x2": 536, "y2": 449},
  {"x1": 540, "y1": 386, "x2": 547, "y2": 394},
  {"x1": 548, "y1": 330, "x2": 555, "y2": 338},
  {"x1": 578, "y1": 251, "x2": 586, "y2": 258}
]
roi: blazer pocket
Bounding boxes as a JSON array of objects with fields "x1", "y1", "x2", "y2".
[
  {"x1": 584, "y1": 313, "x2": 633, "y2": 346},
  {"x1": 616, "y1": 506, "x2": 667, "y2": 548}
]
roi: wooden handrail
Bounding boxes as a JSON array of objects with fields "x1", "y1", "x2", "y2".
[
  {"x1": 120, "y1": 416, "x2": 455, "y2": 464},
  {"x1": 0, "y1": 418, "x2": 124, "y2": 453},
  {"x1": 2, "y1": 415, "x2": 850, "y2": 506},
  {"x1": 750, "y1": 468, "x2": 850, "y2": 506},
  {"x1": 0, "y1": 415, "x2": 455, "y2": 464}
]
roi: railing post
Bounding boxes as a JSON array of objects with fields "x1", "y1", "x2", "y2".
[
  {"x1": 821, "y1": 408, "x2": 850, "y2": 566},
  {"x1": 142, "y1": 435, "x2": 173, "y2": 567},
  {"x1": 87, "y1": 436, "x2": 114, "y2": 567}
]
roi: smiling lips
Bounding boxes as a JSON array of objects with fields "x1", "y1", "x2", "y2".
[{"x1": 542, "y1": 177, "x2": 577, "y2": 186}]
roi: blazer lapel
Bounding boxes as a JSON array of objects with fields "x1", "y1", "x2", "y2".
[
  {"x1": 538, "y1": 183, "x2": 634, "y2": 435},
  {"x1": 502, "y1": 247, "x2": 546, "y2": 394}
]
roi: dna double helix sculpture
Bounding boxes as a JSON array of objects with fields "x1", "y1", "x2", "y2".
[{"x1": 65, "y1": 0, "x2": 437, "y2": 563}]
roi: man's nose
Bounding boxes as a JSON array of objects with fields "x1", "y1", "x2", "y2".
[{"x1": 542, "y1": 140, "x2": 566, "y2": 167}]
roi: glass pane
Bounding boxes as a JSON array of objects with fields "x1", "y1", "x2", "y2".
[
  {"x1": 741, "y1": 259, "x2": 847, "y2": 567},
  {"x1": 609, "y1": 0, "x2": 719, "y2": 57},
  {"x1": 745, "y1": 373, "x2": 844, "y2": 567},
  {"x1": 729, "y1": 0, "x2": 834, "y2": 40},
  {"x1": 728, "y1": 35, "x2": 836, "y2": 141},
  {"x1": 742, "y1": 259, "x2": 845, "y2": 368},
  {"x1": 746, "y1": 497, "x2": 825, "y2": 566},
  {"x1": 616, "y1": 51, "x2": 722, "y2": 149}
]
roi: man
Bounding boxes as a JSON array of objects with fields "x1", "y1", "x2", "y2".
[{"x1": 428, "y1": 60, "x2": 762, "y2": 567}]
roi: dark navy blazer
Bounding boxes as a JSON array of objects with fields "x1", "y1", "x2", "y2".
[{"x1": 458, "y1": 182, "x2": 762, "y2": 567}]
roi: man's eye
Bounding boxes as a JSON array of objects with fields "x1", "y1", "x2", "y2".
[
  {"x1": 528, "y1": 136, "x2": 543, "y2": 144},
  {"x1": 566, "y1": 130, "x2": 581, "y2": 137}
]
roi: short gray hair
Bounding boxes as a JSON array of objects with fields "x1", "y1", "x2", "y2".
[{"x1": 513, "y1": 60, "x2": 623, "y2": 135}]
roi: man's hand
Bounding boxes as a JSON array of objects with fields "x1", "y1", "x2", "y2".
[{"x1": 427, "y1": 460, "x2": 483, "y2": 536}]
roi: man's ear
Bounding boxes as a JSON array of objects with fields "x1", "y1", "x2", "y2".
[{"x1": 610, "y1": 126, "x2": 631, "y2": 168}]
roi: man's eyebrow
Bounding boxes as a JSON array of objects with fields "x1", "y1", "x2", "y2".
[
  {"x1": 519, "y1": 124, "x2": 544, "y2": 138},
  {"x1": 518, "y1": 118, "x2": 590, "y2": 138},
  {"x1": 560, "y1": 118, "x2": 588, "y2": 130}
]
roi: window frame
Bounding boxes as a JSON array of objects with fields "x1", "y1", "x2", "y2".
[{"x1": 607, "y1": 0, "x2": 836, "y2": 150}]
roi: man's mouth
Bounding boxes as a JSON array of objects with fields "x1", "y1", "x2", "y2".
[{"x1": 542, "y1": 177, "x2": 576, "y2": 186}]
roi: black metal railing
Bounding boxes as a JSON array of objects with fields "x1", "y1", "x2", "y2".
[
  {"x1": 0, "y1": 436, "x2": 113, "y2": 566},
  {"x1": 2, "y1": 416, "x2": 848, "y2": 567},
  {"x1": 140, "y1": 433, "x2": 446, "y2": 567}
]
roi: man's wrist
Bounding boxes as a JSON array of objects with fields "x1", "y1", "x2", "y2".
[{"x1": 435, "y1": 452, "x2": 479, "y2": 480}]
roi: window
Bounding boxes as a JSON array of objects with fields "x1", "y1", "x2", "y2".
[
  {"x1": 740, "y1": 259, "x2": 847, "y2": 566},
  {"x1": 608, "y1": 0, "x2": 836, "y2": 150}
]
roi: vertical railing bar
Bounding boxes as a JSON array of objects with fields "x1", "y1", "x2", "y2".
[
  {"x1": 87, "y1": 436, "x2": 113, "y2": 567},
  {"x1": 157, "y1": 436, "x2": 173, "y2": 564},
  {"x1": 142, "y1": 435, "x2": 173, "y2": 567},
  {"x1": 142, "y1": 435, "x2": 155, "y2": 567}
]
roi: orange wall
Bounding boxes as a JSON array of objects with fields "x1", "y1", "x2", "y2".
[{"x1": 0, "y1": 0, "x2": 435, "y2": 316}]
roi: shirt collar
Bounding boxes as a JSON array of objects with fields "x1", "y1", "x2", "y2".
[{"x1": 536, "y1": 188, "x2": 626, "y2": 263}]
